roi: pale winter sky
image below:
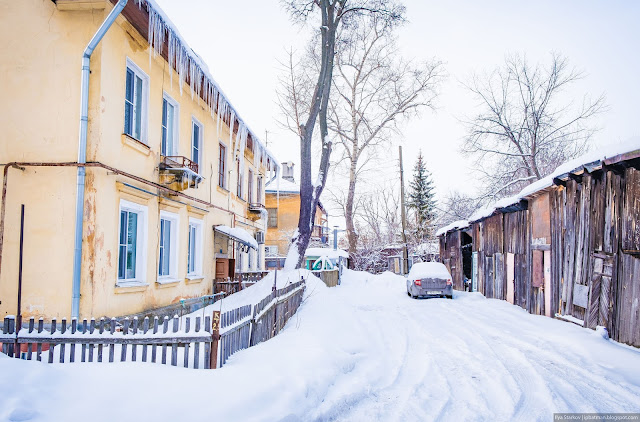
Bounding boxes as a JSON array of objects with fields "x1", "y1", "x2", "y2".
[{"x1": 154, "y1": 0, "x2": 640, "y2": 226}]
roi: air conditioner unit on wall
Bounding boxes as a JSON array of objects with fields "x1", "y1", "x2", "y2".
[{"x1": 256, "y1": 231, "x2": 265, "y2": 244}]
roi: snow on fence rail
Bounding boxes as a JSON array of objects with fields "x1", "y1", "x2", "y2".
[
  {"x1": 0, "y1": 314, "x2": 214, "y2": 368},
  {"x1": 219, "y1": 279, "x2": 306, "y2": 367},
  {"x1": 0, "y1": 278, "x2": 307, "y2": 369}
]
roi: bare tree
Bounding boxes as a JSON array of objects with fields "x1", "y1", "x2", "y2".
[
  {"x1": 279, "y1": 0, "x2": 405, "y2": 268},
  {"x1": 435, "y1": 190, "x2": 482, "y2": 226},
  {"x1": 328, "y1": 17, "x2": 442, "y2": 257},
  {"x1": 463, "y1": 53, "x2": 606, "y2": 199}
]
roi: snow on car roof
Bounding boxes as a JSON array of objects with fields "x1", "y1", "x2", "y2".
[{"x1": 408, "y1": 262, "x2": 451, "y2": 280}]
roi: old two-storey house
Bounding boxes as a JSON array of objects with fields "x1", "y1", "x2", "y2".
[{"x1": 0, "y1": 0, "x2": 277, "y2": 321}]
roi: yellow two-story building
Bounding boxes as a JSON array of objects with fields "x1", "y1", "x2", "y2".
[{"x1": 0, "y1": 0, "x2": 277, "y2": 320}]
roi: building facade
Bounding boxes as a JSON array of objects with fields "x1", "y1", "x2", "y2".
[
  {"x1": 264, "y1": 162, "x2": 329, "y2": 269},
  {"x1": 0, "y1": 0, "x2": 277, "y2": 320}
]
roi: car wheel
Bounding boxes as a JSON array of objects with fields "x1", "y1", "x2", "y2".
[
  {"x1": 446, "y1": 295, "x2": 453, "y2": 300},
  {"x1": 407, "y1": 291, "x2": 411, "y2": 297}
]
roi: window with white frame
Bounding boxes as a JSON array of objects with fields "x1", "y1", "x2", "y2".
[
  {"x1": 117, "y1": 200, "x2": 148, "y2": 282},
  {"x1": 191, "y1": 118, "x2": 203, "y2": 170},
  {"x1": 248, "y1": 248, "x2": 253, "y2": 270},
  {"x1": 161, "y1": 94, "x2": 178, "y2": 156},
  {"x1": 158, "y1": 210, "x2": 179, "y2": 280},
  {"x1": 236, "y1": 160, "x2": 243, "y2": 199},
  {"x1": 218, "y1": 143, "x2": 226, "y2": 188},
  {"x1": 248, "y1": 169, "x2": 254, "y2": 203},
  {"x1": 265, "y1": 245, "x2": 278, "y2": 257},
  {"x1": 123, "y1": 59, "x2": 148, "y2": 143},
  {"x1": 187, "y1": 218, "x2": 203, "y2": 277}
]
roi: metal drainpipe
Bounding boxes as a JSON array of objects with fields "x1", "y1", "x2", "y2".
[{"x1": 72, "y1": 0, "x2": 128, "y2": 318}]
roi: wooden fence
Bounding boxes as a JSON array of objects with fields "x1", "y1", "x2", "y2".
[
  {"x1": 312, "y1": 269, "x2": 339, "y2": 287},
  {"x1": 214, "y1": 271, "x2": 269, "y2": 295},
  {"x1": 0, "y1": 314, "x2": 215, "y2": 369},
  {"x1": 1, "y1": 278, "x2": 306, "y2": 369},
  {"x1": 219, "y1": 280, "x2": 306, "y2": 367}
]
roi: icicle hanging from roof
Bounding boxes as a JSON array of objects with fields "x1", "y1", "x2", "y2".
[{"x1": 138, "y1": 0, "x2": 279, "y2": 172}]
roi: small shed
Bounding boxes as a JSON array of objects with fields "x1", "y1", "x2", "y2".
[{"x1": 436, "y1": 140, "x2": 640, "y2": 347}]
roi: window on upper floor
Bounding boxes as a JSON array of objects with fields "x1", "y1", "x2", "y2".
[
  {"x1": 191, "y1": 118, "x2": 203, "y2": 172},
  {"x1": 161, "y1": 94, "x2": 178, "y2": 156},
  {"x1": 248, "y1": 169, "x2": 254, "y2": 203},
  {"x1": 257, "y1": 177, "x2": 263, "y2": 205},
  {"x1": 218, "y1": 143, "x2": 226, "y2": 189},
  {"x1": 237, "y1": 160, "x2": 243, "y2": 199},
  {"x1": 124, "y1": 59, "x2": 148, "y2": 143},
  {"x1": 267, "y1": 208, "x2": 277, "y2": 228},
  {"x1": 118, "y1": 200, "x2": 148, "y2": 282}
]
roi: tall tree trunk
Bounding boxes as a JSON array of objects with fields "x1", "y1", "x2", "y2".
[
  {"x1": 345, "y1": 157, "x2": 358, "y2": 261},
  {"x1": 287, "y1": 1, "x2": 337, "y2": 269}
]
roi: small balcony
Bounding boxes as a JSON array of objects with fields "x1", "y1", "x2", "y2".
[
  {"x1": 159, "y1": 156, "x2": 202, "y2": 191},
  {"x1": 248, "y1": 203, "x2": 266, "y2": 213}
]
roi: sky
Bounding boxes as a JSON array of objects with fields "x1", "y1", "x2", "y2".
[{"x1": 154, "y1": 0, "x2": 640, "y2": 226}]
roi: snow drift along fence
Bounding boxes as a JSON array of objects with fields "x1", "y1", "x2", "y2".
[
  {"x1": 219, "y1": 279, "x2": 306, "y2": 367},
  {"x1": 0, "y1": 314, "x2": 215, "y2": 369}
]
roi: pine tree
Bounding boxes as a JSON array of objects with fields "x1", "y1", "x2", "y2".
[{"x1": 408, "y1": 151, "x2": 437, "y2": 242}]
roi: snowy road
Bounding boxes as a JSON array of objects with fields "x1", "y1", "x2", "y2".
[{"x1": 2, "y1": 270, "x2": 640, "y2": 422}]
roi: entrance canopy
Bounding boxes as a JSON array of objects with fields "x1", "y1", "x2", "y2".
[{"x1": 214, "y1": 225, "x2": 258, "y2": 250}]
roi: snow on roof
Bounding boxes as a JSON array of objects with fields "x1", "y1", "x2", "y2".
[
  {"x1": 137, "y1": 0, "x2": 279, "y2": 171},
  {"x1": 408, "y1": 262, "x2": 451, "y2": 280},
  {"x1": 265, "y1": 177, "x2": 299, "y2": 194},
  {"x1": 437, "y1": 138, "x2": 640, "y2": 235},
  {"x1": 435, "y1": 220, "x2": 470, "y2": 237},
  {"x1": 214, "y1": 225, "x2": 258, "y2": 250},
  {"x1": 305, "y1": 248, "x2": 350, "y2": 259}
]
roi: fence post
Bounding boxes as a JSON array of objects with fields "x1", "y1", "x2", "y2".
[{"x1": 209, "y1": 310, "x2": 220, "y2": 369}]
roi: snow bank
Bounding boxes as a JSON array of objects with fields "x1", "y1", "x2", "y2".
[{"x1": 3, "y1": 270, "x2": 640, "y2": 421}]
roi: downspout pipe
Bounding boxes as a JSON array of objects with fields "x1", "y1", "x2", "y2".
[{"x1": 72, "y1": 0, "x2": 128, "y2": 318}]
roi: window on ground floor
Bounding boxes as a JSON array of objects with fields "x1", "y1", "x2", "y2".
[
  {"x1": 158, "y1": 210, "x2": 179, "y2": 280},
  {"x1": 118, "y1": 200, "x2": 148, "y2": 282},
  {"x1": 187, "y1": 218, "x2": 203, "y2": 276}
]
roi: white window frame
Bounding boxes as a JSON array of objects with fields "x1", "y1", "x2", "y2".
[
  {"x1": 158, "y1": 210, "x2": 179, "y2": 282},
  {"x1": 124, "y1": 58, "x2": 149, "y2": 144},
  {"x1": 265, "y1": 245, "x2": 278, "y2": 257},
  {"x1": 117, "y1": 200, "x2": 148, "y2": 285},
  {"x1": 161, "y1": 92, "x2": 179, "y2": 156},
  {"x1": 191, "y1": 117, "x2": 203, "y2": 173},
  {"x1": 218, "y1": 141, "x2": 227, "y2": 189},
  {"x1": 187, "y1": 217, "x2": 204, "y2": 278}
]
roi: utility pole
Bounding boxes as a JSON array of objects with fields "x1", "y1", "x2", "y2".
[{"x1": 399, "y1": 146, "x2": 409, "y2": 274}]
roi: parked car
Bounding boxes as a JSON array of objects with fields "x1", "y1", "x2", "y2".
[{"x1": 406, "y1": 262, "x2": 453, "y2": 299}]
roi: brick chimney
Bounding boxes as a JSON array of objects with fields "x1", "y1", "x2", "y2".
[{"x1": 282, "y1": 162, "x2": 295, "y2": 183}]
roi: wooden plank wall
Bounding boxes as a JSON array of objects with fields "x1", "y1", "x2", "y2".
[
  {"x1": 617, "y1": 167, "x2": 640, "y2": 347},
  {"x1": 441, "y1": 163, "x2": 640, "y2": 347}
]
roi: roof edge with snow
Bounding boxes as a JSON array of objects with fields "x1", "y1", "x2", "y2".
[{"x1": 436, "y1": 139, "x2": 640, "y2": 237}]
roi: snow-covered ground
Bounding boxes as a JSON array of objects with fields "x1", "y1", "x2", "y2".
[{"x1": 2, "y1": 270, "x2": 640, "y2": 421}]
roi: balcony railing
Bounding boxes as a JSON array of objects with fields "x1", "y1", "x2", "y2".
[
  {"x1": 160, "y1": 155, "x2": 199, "y2": 175},
  {"x1": 248, "y1": 203, "x2": 266, "y2": 213}
]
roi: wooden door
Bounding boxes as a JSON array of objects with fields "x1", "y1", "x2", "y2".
[
  {"x1": 506, "y1": 253, "x2": 515, "y2": 304},
  {"x1": 544, "y1": 250, "x2": 552, "y2": 317},
  {"x1": 494, "y1": 253, "x2": 504, "y2": 301},
  {"x1": 586, "y1": 252, "x2": 615, "y2": 330},
  {"x1": 215, "y1": 258, "x2": 229, "y2": 280}
]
